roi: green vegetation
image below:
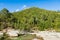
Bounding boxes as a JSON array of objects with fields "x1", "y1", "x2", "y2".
[
  {"x1": 0, "y1": 7, "x2": 60, "y2": 31},
  {"x1": 0, "y1": 33, "x2": 12, "y2": 40},
  {"x1": 16, "y1": 34, "x2": 36, "y2": 40},
  {"x1": 0, "y1": 7, "x2": 60, "y2": 40}
]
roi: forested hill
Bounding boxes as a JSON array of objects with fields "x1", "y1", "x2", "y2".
[{"x1": 0, "y1": 7, "x2": 60, "y2": 31}]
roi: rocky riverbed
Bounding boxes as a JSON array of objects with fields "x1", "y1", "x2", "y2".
[{"x1": 30, "y1": 31, "x2": 60, "y2": 40}]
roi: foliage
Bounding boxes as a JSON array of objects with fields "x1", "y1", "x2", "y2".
[{"x1": 0, "y1": 7, "x2": 60, "y2": 31}]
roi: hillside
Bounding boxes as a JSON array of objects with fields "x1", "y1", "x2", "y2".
[
  {"x1": 13, "y1": 7, "x2": 60, "y2": 31},
  {"x1": 0, "y1": 7, "x2": 60, "y2": 31}
]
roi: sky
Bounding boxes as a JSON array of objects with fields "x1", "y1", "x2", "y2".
[{"x1": 0, "y1": 0, "x2": 60, "y2": 12}]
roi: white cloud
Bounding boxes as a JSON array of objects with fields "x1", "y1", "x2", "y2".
[
  {"x1": 15, "y1": 9, "x2": 20, "y2": 12},
  {"x1": 15, "y1": 5, "x2": 28, "y2": 12},
  {"x1": 23, "y1": 5, "x2": 27, "y2": 9},
  {"x1": 23, "y1": 5, "x2": 26, "y2": 8}
]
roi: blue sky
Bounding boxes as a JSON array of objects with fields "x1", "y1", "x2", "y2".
[{"x1": 0, "y1": 0, "x2": 60, "y2": 12}]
